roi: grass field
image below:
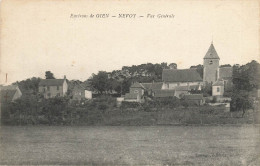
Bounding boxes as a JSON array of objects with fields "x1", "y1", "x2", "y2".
[{"x1": 0, "y1": 125, "x2": 259, "y2": 165}]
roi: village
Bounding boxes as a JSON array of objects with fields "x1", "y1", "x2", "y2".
[{"x1": 0, "y1": 43, "x2": 259, "y2": 125}]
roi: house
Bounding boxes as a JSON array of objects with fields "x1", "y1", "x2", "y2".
[
  {"x1": 70, "y1": 82, "x2": 92, "y2": 100},
  {"x1": 142, "y1": 82, "x2": 163, "y2": 96},
  {"x1": 129, "y1": 82, "x2": 145, "y2": 96},
  {"x1": 0, "y1": 85, "x2": 22, "y2": 103},
  {"x1": 39, "y1": 76, "x2": 68, "y2": 99},
  {"x1": 212, "y1": 80, "x2": 224, "y2": 96},
  {"x1": 124, "y1": 82, "x2": 145, "y2": 102},
  {"x1": 174, "y1": 86, "x2": 190, "y2": 98},
  {"x1": 162, "y1": 69, "x2": 203, "y2": 90},
  {"x1": 184, "y1": 94, "x2": 204, "y2": 106}
]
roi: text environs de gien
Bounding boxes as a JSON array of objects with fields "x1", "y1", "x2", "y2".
[{"x1": 70, "y1": 13, "x2": 175, "y2": 19}]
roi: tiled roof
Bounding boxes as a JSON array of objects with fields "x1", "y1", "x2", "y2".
[
  {"x1": 175, "y1": 86, "x2": 189, "y2": 91},
  {"x1": 39, "y1": 79, "x2": 65, "y2": 86},
  {"x1": 219, "y1": 67, "x2": 233, "y2": 79},
  {"x1": 204, "y1": 43, "x2": 220, "y2": 59},
  {"x1": 212, "y1": 80, "x2": 224, "y2": 86},
  {"x1": 130, "y1": 82, "x2": 145, "y2": 89},
  {"x1": 124, "y1": 93, "x2": 138, "y2": 99},
  {"x1": 153, "y1": 89, "x2": 175, "y2": 98},
  {"x1": 142, "y1": 82, "x2": 163, "y2": 90},
  {"x1": 184, "y1": 94, "x2": 204, "y2": 100},
  {"x1": 162, "y1": 69, "x2": 203, "y2": 82}
]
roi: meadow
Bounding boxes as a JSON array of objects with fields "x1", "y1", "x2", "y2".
[{"x1": 0, "y1": 125, "x2": 259, "y2": 165}]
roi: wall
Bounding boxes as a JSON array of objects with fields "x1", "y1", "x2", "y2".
[
  {"x1": 212, "y1": 86, "x2": 224, "y2": 96},
  {"x1": 85, "y1": 90, "x2": 92, "y2": 99},
  {"x1": 203, "y1": 59, "x2": 219, "y2": 84},
  {"x1": 39, "y1": 85, "x2": 63, "y2": 98},
  {"x1": 130, "y1": 87, "x2": 144, "y2": 96},
  {"x1": 162, "y1": 82, "x2": 202, "y2": 90},
  {"x1": 72, "y1": 86, "x2": 85, "y2": 100},
  {"x1": 63, "y1": 80, "x2": 68, "y2": 96}
]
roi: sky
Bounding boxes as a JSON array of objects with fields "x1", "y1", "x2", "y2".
[{"x1": 0, "y1": 0, "x2": 259, "y2": 84}]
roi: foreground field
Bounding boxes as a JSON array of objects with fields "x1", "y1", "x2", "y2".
[{"x1": 0, "y1": 125, "x2": 259, "y2": 165}]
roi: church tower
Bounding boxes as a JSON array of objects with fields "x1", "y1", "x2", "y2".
[{"x1": 203, "y1": 43, "x2": 220, "y2": 84}]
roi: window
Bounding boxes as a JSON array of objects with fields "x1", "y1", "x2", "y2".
[
  {"x1": 217, "y1": 87, "x2": 220, "y2": 92},
  {"x1": 47, "y1": 86, "x2": 50, "y2": 91},
  {"x1": 209, "y1": 60, "x2": 213, "y2": 65},
  {"x1": 57, "y1": 86, "x2": 59, "y2": 90},
  {"x1": 48, "y1": 93, "x2": 51, "y2": 97},
  {"x1": 134, "y1": 90, "x2": 139, "y2": 93}
]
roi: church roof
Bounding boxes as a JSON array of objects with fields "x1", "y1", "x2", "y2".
[
  {"x1": 162, "y1": 69, "x2": 203, "y2": 82},
  {"x1": 204, "y1": 43, "x2": 220, "y2": 59}
]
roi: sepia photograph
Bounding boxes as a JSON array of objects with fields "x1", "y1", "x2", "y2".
[{"x1": 0, "y1": 0, "x2": 259, "y2": 165}]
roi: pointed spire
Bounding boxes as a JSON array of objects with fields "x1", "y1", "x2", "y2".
[{"x1": 203, "y1": 43, "x2": 220, "y2": 59}]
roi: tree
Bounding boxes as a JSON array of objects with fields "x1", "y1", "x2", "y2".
[
  {"x1": 14, "y1": 77, "x2": 41, "y2": 95},
  {"x1": 45, "y1": 71, "x2": 55, "y2": 79},
  {"x1": 190, "y1": 64, "x2": 203, "y2": 78},
  {"x1": 220, "y1": 64, "x2": 232, "y2": 67},
  {"x1": 231, "y1": 60, "x2": 260, "y2": 115},
  {"x1": 231, "y1": 90, "x2": 253, "y2": 117},
  {"x1": 89, "y1": 71, "x2": 109, "y2": 94}
]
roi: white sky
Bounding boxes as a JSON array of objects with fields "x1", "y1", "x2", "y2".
[{"x1": 0, "y1": 0, "x2": 259, "y2": 84}]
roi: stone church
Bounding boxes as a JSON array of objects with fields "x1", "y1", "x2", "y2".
[{"x1": 161, "y1": 42, "x2": 232, "y2": 96}]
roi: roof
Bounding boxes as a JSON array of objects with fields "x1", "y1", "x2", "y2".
[
  {"x1": 124, "y1": 93, "x2": 138, "y2": 99},
  {"x1": 212, "y1": 80, "x2": 224, "y2": 86},
  {"x1": 204, "y1": 43, "x2": 220, "y2": 59},
  {"x1": 130, "y1": 82, "x2": 145, "y2": 89},
  {"x1": 0, "y1": 89, "x2": 17, "y2": 103},
  {"x1": 162, "y1": 69, "x2": 203, "y2": 82},
  {"x1": 153, "y1": 89, "x2": 175, "y2": 98},
  {"x1": 219, "y1": 67, "x2": 233, "y2": 79},
  {"x1": 184, "y1": 94, "x2": 204, "y2": 100},
  {"x1": 142, "y1": 82, "x2": 163, "y2": 90},
  {"x1": 175, "y1": 86, "x2": 189, "y2": 91},
  {"x1": 39, "y1": 79, "x2": 66, "y2": 86},
  {"x1": 0, "y1": 85, "x2": 18, "y2": 91}
]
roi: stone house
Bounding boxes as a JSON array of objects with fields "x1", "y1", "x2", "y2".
[
  {"x1": 39, "y1": 76, "x2": 68, "y2": 99},
  {"x1": 124, "y1": 82, "x2": 145, "y2": 102}
]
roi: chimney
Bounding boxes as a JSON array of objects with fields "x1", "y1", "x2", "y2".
[{"x1": 64, "y1": 75, "x2": 66, "y2": 80}]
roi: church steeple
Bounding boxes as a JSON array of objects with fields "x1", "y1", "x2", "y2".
[
  {"x1": 203, "y1": 43, "x2": 220, "y2": 60},
  {"x1": 203, "y1": 43, "x2": 220, "y2": 84}
]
